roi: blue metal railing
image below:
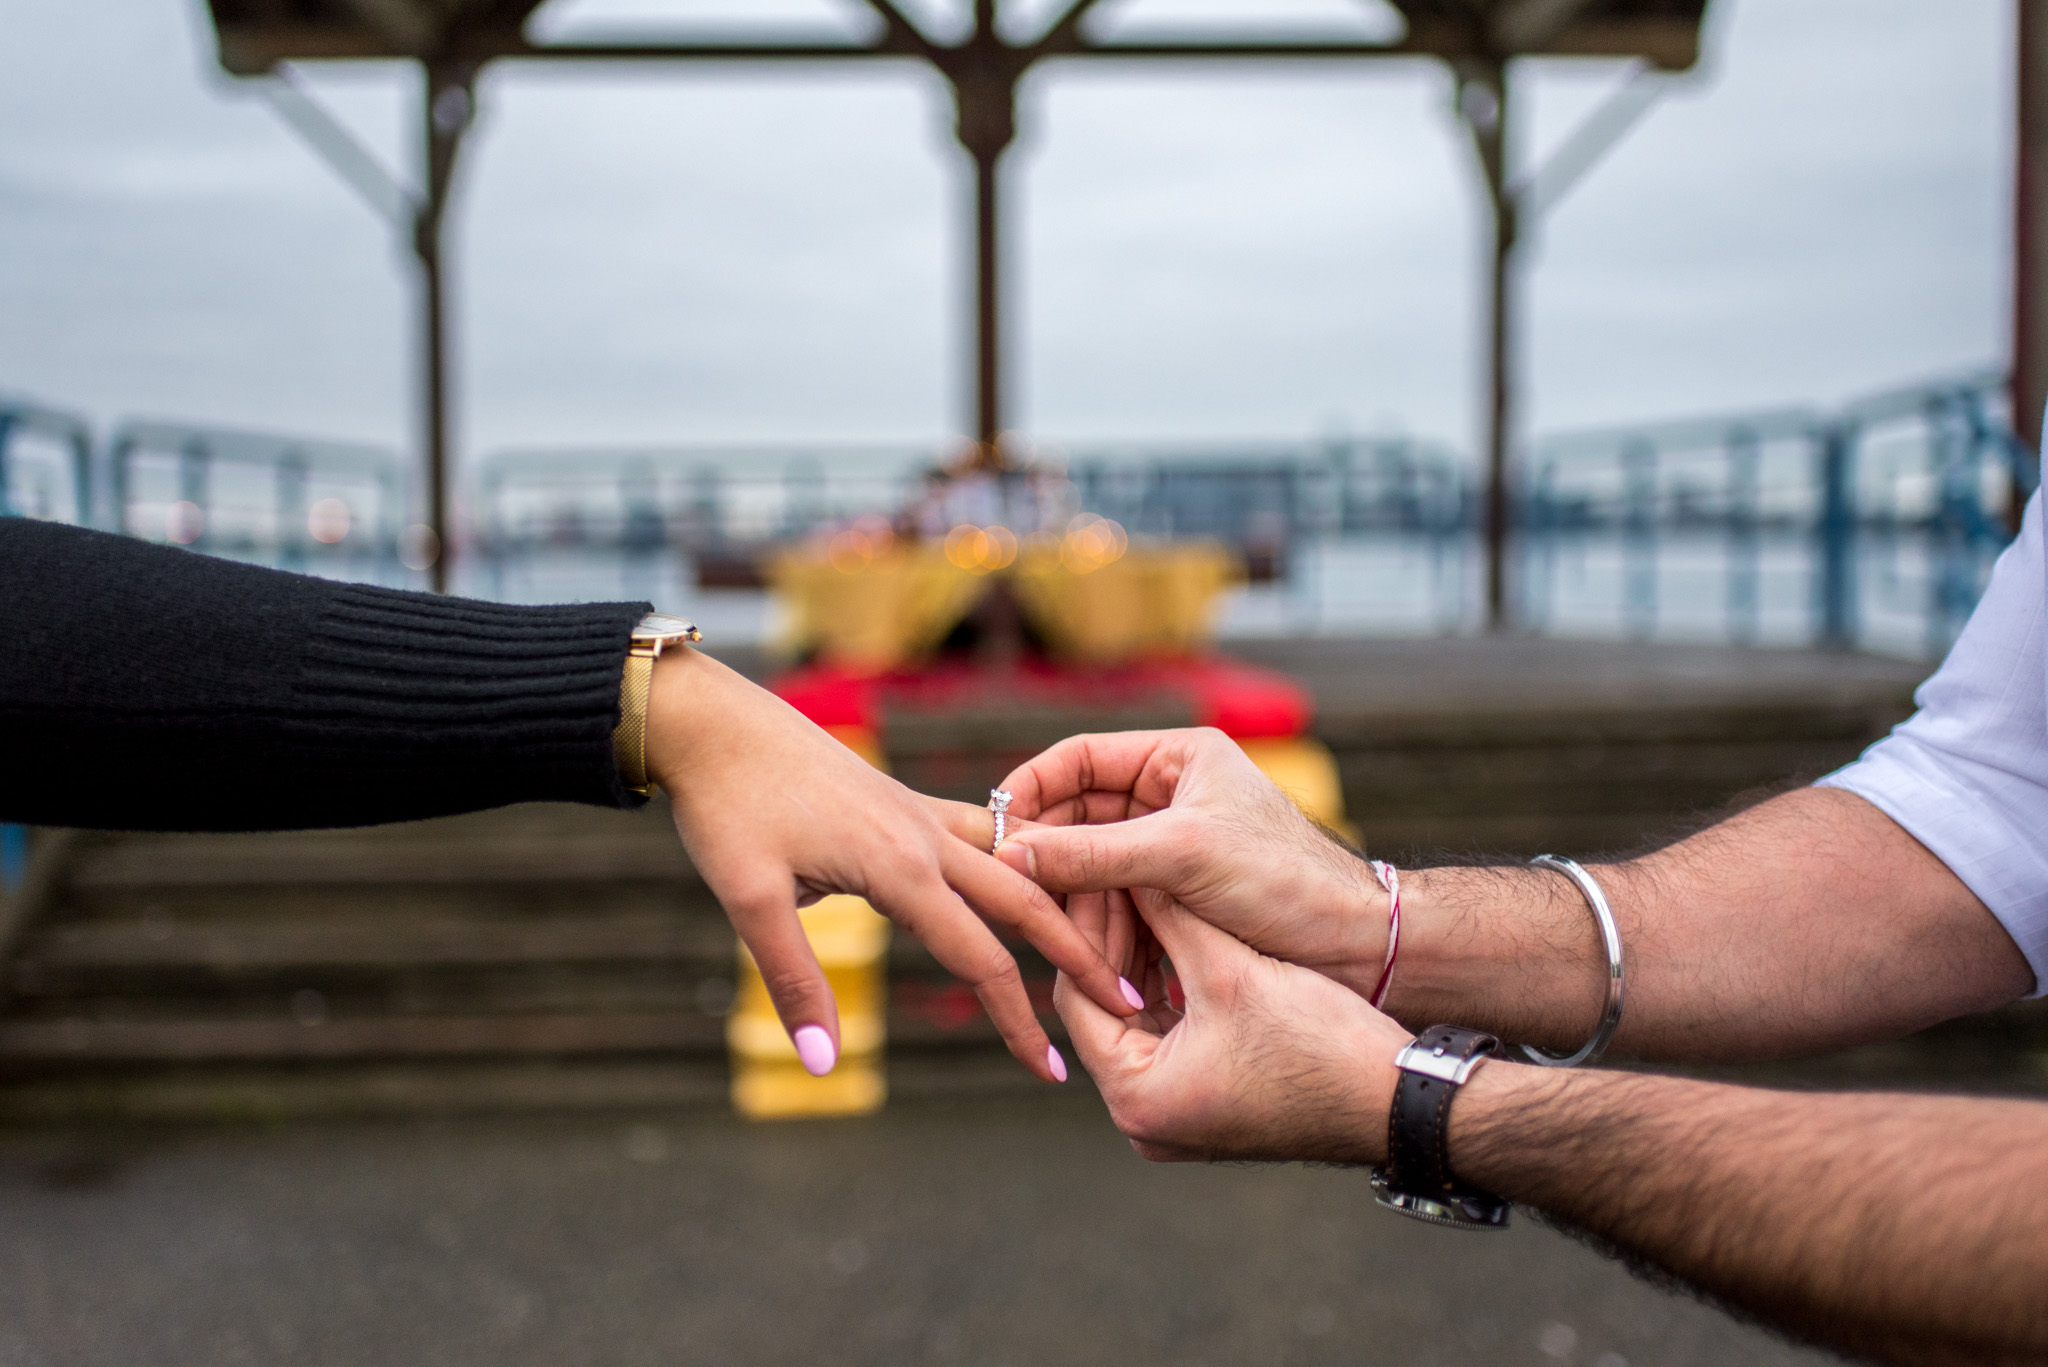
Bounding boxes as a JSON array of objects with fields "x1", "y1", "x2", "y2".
[
  {"x1": 107, "y1": 418, "x2": 415, "y2": 584},
  {"x1": 0, "y1": 399, "x2": 420, "y2": 586},
  {"x1": 0, "y1": 398, "x2": 99, "y2": 876},
  {"x1": 7, "y1": 372, "x2": 2037, "y2": 659},
  {"x1": 0, "y1": 397, "x2": 93, "y2": 525},
  {"x1": 1525, "y1": 372, "x2": 2037, "y2": 657},
  {"x1": 470, "y1": 434, "x2": 1474, "y2": 604},
  {"x1": 1066, "y1": 436, "x2": 1471, "y2": 548},
  {"x1": 473, "y1": 443, "x2": 930, "y2": 600}
]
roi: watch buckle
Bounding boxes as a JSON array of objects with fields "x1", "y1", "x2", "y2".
[{"x1": 1369, "y1": 1170, "x2": 1511, "y2": 1231}]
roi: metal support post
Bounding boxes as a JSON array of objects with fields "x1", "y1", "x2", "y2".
[
  {"x1": 1929, "y1": 394, "x2": 1979, "y2": 656},
  {"x1": 1815, "y1": 423, "x2": 1856, "y2": 650},
  {"x1": 108, "y1": 435, "x2": 134, "y2": 538},
  {"x1": 276, "y1": 450, "x2": 309, "y2": 573},
  {"x1": 971, "y1": 143, "x2": 1004, "y2": 454},
  {"x1": 69, "y1": 426, "x2": 94, "y2": 530},
  {"x1": 1457, "y1": 60, "x2": 1517, "y2": 632},
  {"x1": 620, "y1": 460, "x2": 665, "y2": 603},
  {"x1": 0, "y1": 414, "x2": 14, "y2": 519},
  {"x1": 1621, "y1": 437, "x2": 1656, "y2": 639},
  {"x1": 179, "y1": 439, "x2": 211, "y2": 550},
  {"x1": 414, "y1": 61, "x2": 477, "y2": 593},
  {"x1": 938, "y1": 0, "x2": 1025, "y2": 461},
  {"x1": 1726, "y1": 425, "x2": 1760, "y2": 645},
  {"x1": 2013, "y1": 0, "x2": 2048, "y2": 530}
]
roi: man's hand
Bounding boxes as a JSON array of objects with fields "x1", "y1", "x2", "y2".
[
  {"x1": 1055, "y1": 884, "x2": 1410, "y2": 1164},
  {"x1": 991, "y1": 729, "x2": 1391, "y2": 1001},
  {"x1": 646, "y1": 648, "x2": 1138, "y2": 1082}
]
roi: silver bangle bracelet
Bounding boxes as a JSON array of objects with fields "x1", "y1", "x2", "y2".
[{"x1": 1521, "y1": 855, "x2": 1626, "y2": 1068}]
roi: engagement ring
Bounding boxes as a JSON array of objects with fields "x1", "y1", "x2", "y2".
[{"x1": 988, "y1": 788, "x2": 1013, "y2": 853}]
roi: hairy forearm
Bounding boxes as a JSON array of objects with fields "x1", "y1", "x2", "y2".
[
  {"x1": 1382, "y1": 788, "x2": 2031, "y2": 1060},
  {"x1": 1449, "y1": 1063, "x2": 2048, "y2": 1365}
]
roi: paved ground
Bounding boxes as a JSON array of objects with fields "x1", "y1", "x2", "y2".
[{"x1": 0, "y1": 1093, "x2": 1839, "y2": 1367}]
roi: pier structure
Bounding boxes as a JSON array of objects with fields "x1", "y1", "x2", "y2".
[{"x1": 202, "y1": 0, "x2": 1708, "y2": 618}]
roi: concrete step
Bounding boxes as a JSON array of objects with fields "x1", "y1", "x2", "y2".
[
  {"x1": 1233, "y1": 638, "x2": 1923, "y2": 856},
  {"x1": 18, "y1": 909, "x2": 726, "y2": 977},
  {"x1": 65, "y1": 808, "x2": 697, "y2": 896},
  {"x1": 0, "y1": 786, "x2": 1038, "y2": 1114},
  {"x1": 0, "y1": 638, "x2": 1970, "y2": 1117}
]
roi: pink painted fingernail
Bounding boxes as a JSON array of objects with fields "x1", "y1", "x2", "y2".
[
  {"x1": 1046, "y1": 1044, "x2": 1068, "y2": 1082},
  {"x1": 792, "y1": 1025, "x2": 836, "y2": 1077},
  {"x1": 1119, "y1": 977, "x2": 1145, "y2": 1011}
]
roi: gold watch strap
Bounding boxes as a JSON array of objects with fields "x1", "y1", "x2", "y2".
[
  {"x1": 613, "y1": 613, "x2": 700, "y2": 798},
  {"x1": 614, "y1": 646, "x2": 656, "y2": 797}
]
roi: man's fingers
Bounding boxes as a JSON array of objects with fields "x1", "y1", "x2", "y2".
[
  {"x1": 1067, "y1": 889, "x2": 1112, "y2": 952},
  {"x1": 1104, "y1": 887, "x2": 1140, "y2": 975},
  {"x1": 1142, "y1": 957, "x2": 1178, "y2": 1021},
  {"x1": 722, "y1": 881, "x2": 843, "y2": 1077},
  {"x1": 1024, "y1": 790, "x2": 1168, "y2": 830},
  {"x1": 940, "y1": 843, "x2": 1139, "y2": 1018},
  {"x1": 1131, "y1": 888, "x2": 1255, "y2": 1009},
  {"x1": 875, "y1": 870, "x2": 1064, "y2": 1081},
  {"x1": 1074, "y1": 887, "x2": 1141, "y2": 984},
  {"x1": 1000, "y1": 731, "x2": 1195, "y2": 820},
  {"x1": 1051, "y1": 968, "x2": 1136, "y2": 1080},
  {"x1": 995, "y1": 810, "x2": 1193, "y2": 895}
]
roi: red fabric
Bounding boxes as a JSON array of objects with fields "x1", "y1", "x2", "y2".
[
  {"x1": 769, "y1": 653, "x2": 1311, "y2": 740},
  {"x1": 1182, "y1": 657, "x2": 1311, "y2": 738},
  {"x1": 769, "y1": 667, "x2": 879, "y2": 730}
]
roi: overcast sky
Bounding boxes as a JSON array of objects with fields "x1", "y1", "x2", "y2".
[{"x1": 0, "y1": 0, "x2": 2013, "y2": 466}]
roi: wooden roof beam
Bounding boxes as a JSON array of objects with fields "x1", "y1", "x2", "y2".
[
  {"x1": 1493, "y1": 0, "x2": 1602, "y2": 52},
  {"x1": 333, "y1": 0, "x2": 438, "y2": 56}
]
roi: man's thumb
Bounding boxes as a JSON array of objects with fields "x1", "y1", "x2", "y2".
[{"x1": 1130, "y1": 888, "x2": 1252, "y2": 1005}]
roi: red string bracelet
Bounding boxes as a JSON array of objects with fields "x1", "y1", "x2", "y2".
[{"x1": 1367, "y1": 859, "x2": 1401, "y2": 1010}]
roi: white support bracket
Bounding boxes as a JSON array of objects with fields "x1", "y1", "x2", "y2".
[
  {"x1": 257, "y1": 63, "x2": 419, "y2": 233},
  {"x1": 1511, "y1": 59, "x2": 1673, "y2": 224}
]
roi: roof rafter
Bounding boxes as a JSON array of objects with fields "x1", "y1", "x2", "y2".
[{"x1": 204, "y1": 0, "x2": 1708, "y2": 75}]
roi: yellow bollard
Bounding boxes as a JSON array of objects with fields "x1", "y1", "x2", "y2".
[
  {"x1": 728, "y1": 893, "x2": 891, "y2": 1119},
  {"x1": 726, "y1": 723, "x2": 893, "y2": 1119},
  {"x1": 1237, "y1": 735, "x2": 1358, "y2": 845}
]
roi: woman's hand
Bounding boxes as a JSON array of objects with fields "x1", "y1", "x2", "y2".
[{"x1": 645, "y1": 648, "x2": 1139, "y2": 1082}]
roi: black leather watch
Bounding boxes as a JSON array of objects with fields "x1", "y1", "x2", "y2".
[{"x1": 1369, "y1": 1024, "x2": 1512, "y2": 1230}]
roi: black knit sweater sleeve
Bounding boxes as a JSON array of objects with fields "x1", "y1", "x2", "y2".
[{"x1": 0, "y1": 519, "x2": 652, "y2": 831}]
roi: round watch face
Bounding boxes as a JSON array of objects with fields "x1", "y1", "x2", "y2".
[{"x1": 634, "y1": 613, "x2": 700, "y2": 641}]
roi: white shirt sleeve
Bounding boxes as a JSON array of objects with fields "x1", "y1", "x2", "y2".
[{"x1": 1818, "y1": 488, "x2": 2048, "y2": 996}]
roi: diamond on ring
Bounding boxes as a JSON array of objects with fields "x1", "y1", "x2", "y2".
[{"x1": 988, "y1": 788, "x2": 1013, "y2": 853}]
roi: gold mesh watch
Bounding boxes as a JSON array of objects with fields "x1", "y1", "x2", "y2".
[{"x1": 613, "y1": 613, "x2": 702, "y2": 796}]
